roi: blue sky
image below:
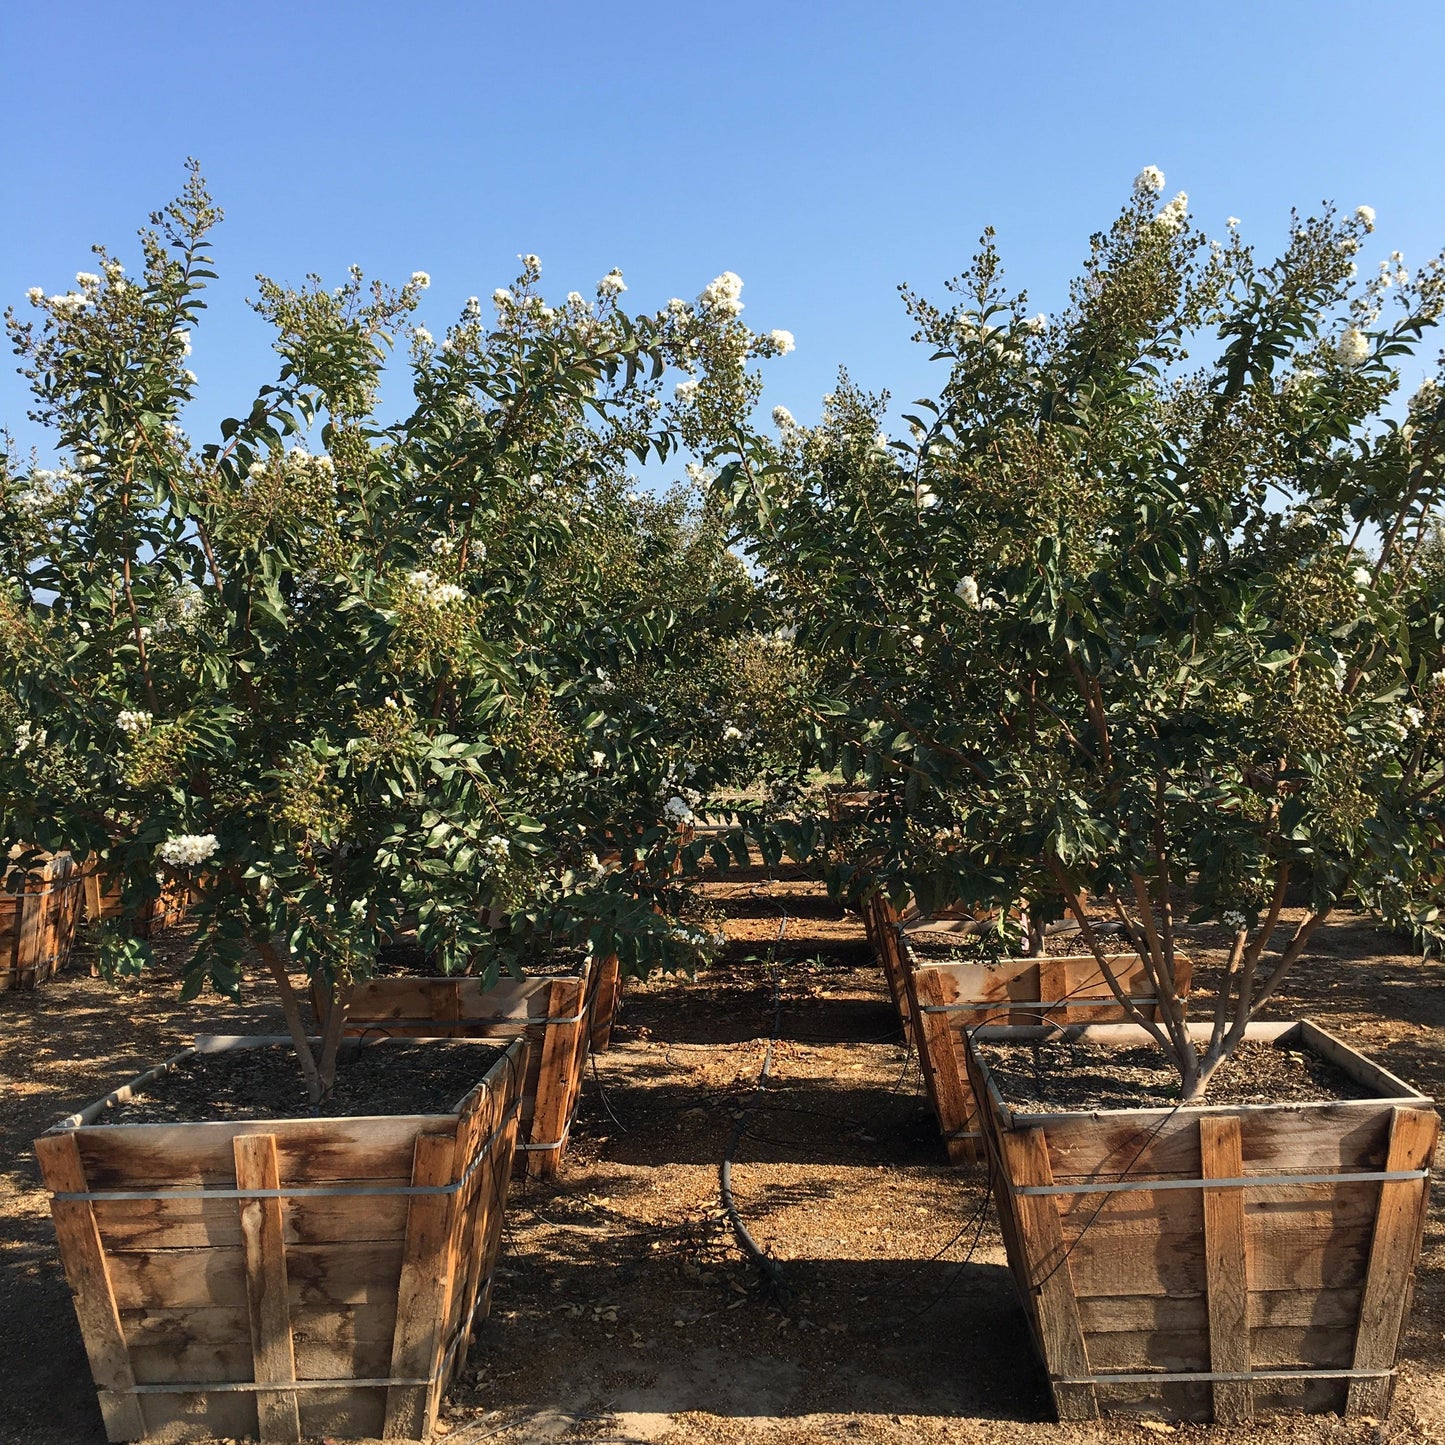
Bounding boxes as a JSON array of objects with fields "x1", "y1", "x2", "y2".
[{"x1": 4, "y1": 1, "x2": 1443, "y2": 469}]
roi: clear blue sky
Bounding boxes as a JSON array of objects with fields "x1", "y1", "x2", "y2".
[{"x1": 4, "y1": 1, "x2": 1443, "y2": 467}]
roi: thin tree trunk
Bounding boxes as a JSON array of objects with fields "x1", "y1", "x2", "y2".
[{"x1": 257, "y1": 939, "x2": 323, "y2": 1104}]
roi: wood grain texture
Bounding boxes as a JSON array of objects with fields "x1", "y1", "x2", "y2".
[
  {"x1": 1347, "y1": 1105, "x2": 1439, "y2": 1416},
  {"x1": 34, "y1": 1131, "x2": 147, "y2": 1442},
  {"x1": 234, "y1": 1134, "x2": 300, "y2": 1443},
  {"x1": 1200, "y1": 1114, "x2": 1251, "y2": 1423},
  {"x1": 999, "y1": 1127, "x2": 1098, "y2": 1421}
]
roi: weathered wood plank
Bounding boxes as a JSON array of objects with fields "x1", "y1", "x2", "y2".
[
  {"x1": 1201, "y1": 1114, "x2": 1251, "y2": 1423},
  {"x1": 34, "y1": 1131, "x2": 148, "y2": 1442},
  {"x1": 234, "y1": 1134, "x2": 300, "y2": 1443},
  {"x1": 1347, "y1": 1105, "x2": 1439, "y2": 1417},
  {"x1": 1000, "y1": 1127, "x2": 1098, "y2": 1421},
  {"x1": 382, "y1": 1131, "x2": 457, "y2": 1439},
  {"x1": 591, "y1": 952, "x2": 622, "y2": 1051}
]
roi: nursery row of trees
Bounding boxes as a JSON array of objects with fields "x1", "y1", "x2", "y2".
[{"x1": 4, "y1": 165, "x2": 1444, "y2": 1100}]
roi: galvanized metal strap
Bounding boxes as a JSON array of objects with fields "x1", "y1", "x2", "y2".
[
  {"x1": 354, "y1": 1007, "x2": 587, "y2": 1029},
  {"x1": 1055, "y1": 1366, "x2": 1394, "y2": 1386},
  {"x1": 919, "y1": 997, "x2": 1158, "y2": 1015},
  {"x1": 52, "y1": 1099, "x2": 522, "y2": 1204},
  {"x1": 1014, "y1": 1166, "x2": 1429, "y2": 1198}
]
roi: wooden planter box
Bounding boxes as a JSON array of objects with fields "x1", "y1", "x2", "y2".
[
  {"x1": 1, "y1": 851, "x2": 84, "y2": 990},
  {"x1": 906, "y1": 933, "x2": 1191, "y2": 1164},
  {"x1": 35, "y1": 1034, "x2": 527, "y2": 1443},
  {"x1": 322, "y1": 954, "x2": 604, "y2": 1179},
  {"x1": 966, "y1": 1020, "x2": 1438, "y2": 1424},
  {"x1": 589, "y1": 951, "x2": 623, "y2": 1053},
  {"x1": 82, "y1": 867, "x2": 192, "y2": 939}
]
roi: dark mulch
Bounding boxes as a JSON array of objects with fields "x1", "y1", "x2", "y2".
[
  {"x1": 99, "y1": 1038, "x2": 509, "y2": 1124},
  {"x1": 979, "y1": 1036, "x2": 1376, "y2": 1113}
]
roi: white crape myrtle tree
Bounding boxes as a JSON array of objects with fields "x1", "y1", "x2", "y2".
[
  {"x1": 0, "y1": 166, "x2": 794, "y2": 1101},
  {"x1": 717, "y1": 168, "x2": 1445, "y2": 1100}
]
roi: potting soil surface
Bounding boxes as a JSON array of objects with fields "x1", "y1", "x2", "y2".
[
  {"x1": 96, "y1": 1037, "x2": 511, "y2": 1123},
  {"x1": 978, "y1": 1035, "x2": 1375, "y2": 1112},
  {"x1": 1, "y1": 864, "x2": 1443, "y2": 1445}
]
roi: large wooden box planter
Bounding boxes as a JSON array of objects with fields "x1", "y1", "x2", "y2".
[
  {"x1": 965, "y1": 1020, "x2": 1438, "y2": 1425},
  {"x1": 906, "y1": 934, "x2": 1191, "y2": 1164},
  {"x1": 82, "y1": 866, "x2": 192, "y2": 939},
  {"x1": 35, "y1": 1034, "x2": 528, "y2": 1443},
  {"x1": 322, "y1": 954, "x2": 604, "y2": 1179},
  {"x1": 1, "y1": 851, "x2": 84, "y2": 990}
]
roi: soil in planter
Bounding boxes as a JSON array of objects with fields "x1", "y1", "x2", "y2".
[
  {"x1": 979, "y1": 1036, "x2": 1376, "y2": 1112},
  {"x1": 98, "y1": 1039, "x2": 508, "y2": 1124}
]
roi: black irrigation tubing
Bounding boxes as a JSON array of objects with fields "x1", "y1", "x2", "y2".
[
  {"x1": 718, "y1": 911, "x2": 792, "y2": 1308},
  {"x1": 588, "y1": 1050, "x2": 630, "y2": 1133}
]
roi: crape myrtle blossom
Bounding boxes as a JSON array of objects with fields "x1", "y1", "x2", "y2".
[
  {"x1": 405, "y1": 569, "x2": 468, "y2": 608},
  {"x1": 1155, "y1": 192, "x2": 1189, "y2": 234},
  {"x1": 1135, "y1": 165, "x2": 1166, "y2": 193},
  {"x1": 772, "y1": 405, "x2": 795, "y2": 429},
  {"x1": 1356, "y1": 206, "x2": 1376, "y2": 230},
  {"x1": 117, "y1": 710, "x2": 153, "y2": 735},
  {"x1": 1337, "y1": 327, "x2": 1371, "y2": 368},
  {"x1": 159, "y1": 834, "x2": 219, "y2": 868},
  {"x1": 698, "y1": 272, "x2": 744, "y2": 317},
  {"x1": 410, "y1": 271, "x2": 431, "y2": 288},
  {"x1": 955, "y1": 576, "x2": 981, "y2": 609},
  {"x1": 598, "y1": 268, "x2": 626, "y2": 297},
  {"x1": 664, "y1": 795, "x2": 697, "y2": 827},
  {"x1": 1222, "y1": 910, "x2": 1247, "y2": 931},
  {"x1": 769, "y1": 329, "x2": 795, "y2": 355}
]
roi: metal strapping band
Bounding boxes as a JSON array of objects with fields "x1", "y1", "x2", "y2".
[
  {"x1": 1015, "y1": 1166, "x2": 1428, "y2": 1197},
  {"x1": 355, "y1": 1008, "x2": 588, "y2": 1030},
  {"x1": 53, "y1": 1100, "x2": 522, "y2": 1204},
  {"x1": 944, "y1": 1127, "x2": 983, "y2": 1141},
  {"x1": 919, "y1": 998, "x2": 1157, "y2": 1015},
  {"x1": 1056, "y1": 1366, "x2": 1393, "y2": 1386},
  {"x1": 117, "y1": 1274, "x2": 497, "y2": 1396}
]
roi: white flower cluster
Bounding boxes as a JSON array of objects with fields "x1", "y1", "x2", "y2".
[
  {"x1": 664, "y1": 795, "x2": 697, "y2": 828},
  {"x1": 598, "y1": 268, "x2": 627, "y2": 297},
  {"x1": 915, "y1": 484, "x2": 940, "y2": 509},
  {"x1": 413, "y1": 325, "x2": 434, "y2": 349},
  {"x1": 698, "y1": 271, "x2": 744, "y2": 317},
  {"x1": 411, "y1": 271, "x2": 431, "y2": 288},
  {"x1": 772, "y1": 405, "x2": 795, "y2": 429},
  {"x1": 1154, "y1": 192, "x2": 1189, "y2": 234},
  {"x1": 405, "y1": 569, "x2": 468, "y2": 609},
  {"x1": 955, "y1": 575, "x2": 981, "y2": 609},
  {"x1": 1411, "y1": 378, "x2": 1440, "y2": 412},
  {"x1": 1403, "y1": 705, "x2": 1425, "y2": 732},
  {"x1": 675, "y1": 378, "x2": 700, "y2": 402},
  {"x1": 1025, "y1": 313, "x2": 1048, "y2": 333},
  {"x1": 1355, "y1": 205, "x2": 1376, "y2": 230},
  {"x1": 1336, "y1": 327, "x2": 1370, "y2": 368},
  {"x1": 1136, "y1": 165, "x2": 1166, "y2": 194},
  {"x1": 1221, "y1": 909, "x2": 1247, "y2": 931},
  {"x1": 117, "y1": 710, "x2": 153, "y2": 735},
  {"x1": 481, "y1": 834, "x2": 510, "y2": 868},
  {"x1": 159, "y1": 833, "x2": 219, "y2": 867},
  {"x1": 684, "y1": 462, "x2": 717, "y2": 486},
  {"x1": 769, "y1": 329, "x2": 795, "y2": 355},
  {"x1": 723, "y1": 725, "x2": 743, "y2": 742}
]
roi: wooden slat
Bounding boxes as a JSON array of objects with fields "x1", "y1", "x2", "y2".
[
  {"x1": 1041, "y1": 1103, "x2": 1395, "y2": 1184},
  {"x1": 524, "y1": 977, "x2": 585, "y2": 1179},
  {"x1": 911, "y1": 967, "x2": 979, "y2": 1162},
  {"x1": 999, "y1": 1127, "x2": 1097, "y2": 1421},
  {"x1": 382, "y1": 1131, "x2": 457, "y2": 1439},
  {"x1": 34, "y1": 1132, "x2": 147, "y2": 1442},
  {"x1": 591, "y1": 952, "x2": 622, "y2": 1051},
  {"x1": 234, "y1": 1133, "x2": 300, "y2": 1443},
  {"x1": 1200, "y1": 1114, "x2": 1251, "y2": 1423},
  {"x1": 1347, "y1": 1105, "x2": 1439, "y2": 1417}
]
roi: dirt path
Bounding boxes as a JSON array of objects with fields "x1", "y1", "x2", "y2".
[{"x1": 1, "y1": 868, "x2": 1442, "y2": 1444}]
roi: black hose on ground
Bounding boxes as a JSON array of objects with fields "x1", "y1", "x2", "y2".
[{"x1": 718, "y1": 912, "x2": 792, "y2": 1307}]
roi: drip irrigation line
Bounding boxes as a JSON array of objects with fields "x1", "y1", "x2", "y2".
[
  {"x1": 718, "y1": 911, "x2": 792, "y2": 1308},
  {"x1": 588, "y1": 1050, "x2": 631, "y2": 1133}
]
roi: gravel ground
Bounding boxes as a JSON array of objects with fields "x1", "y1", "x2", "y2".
[{"x1": 1, "y1": 866, "x2": 1441, "y2": 1444}]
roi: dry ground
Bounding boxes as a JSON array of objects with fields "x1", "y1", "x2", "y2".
[{"x1": 1, "y1": 865, "x2": 1442, "y2": 1445}]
